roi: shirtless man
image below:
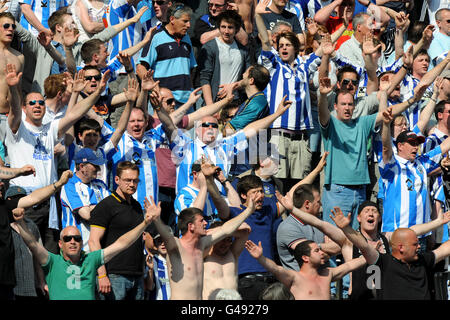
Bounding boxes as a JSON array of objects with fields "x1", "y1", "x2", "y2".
[
  {"x1": 244, "y1": 239, "x2": 366, "y2": 300},
  {"x1": 202, "y1": 220, "x2": 251, "y2": 300},
  {"x1": 149, "y1": 191, "x2": 257, "y2": 300},
  {"x1": 0, "y1": 12, "x2": 24, "y2": 140}
]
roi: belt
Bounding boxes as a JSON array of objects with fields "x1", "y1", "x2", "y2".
[
  {"x1": 280, "y1": 131, "x2": 307, "y2": 141},
  {"x1": 337, "y1": 184, "x2": 365, "y2": 190},
  {"x1": 239, "y1": 272, "x2": 275, "y2": 282}
]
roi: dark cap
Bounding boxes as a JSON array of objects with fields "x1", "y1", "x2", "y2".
[
  {"x1": 395, "y1": 130, "x2": 425, "y2": 145},
  {"x1": 73, "y1": 148, "x2": 106, "y2": 166},
  {"x1": 357, "y1": 200, "x2": 379, "y2": 215},
  {"x1": 5, "y1": 185, "x2": 27, "y2": 199}
]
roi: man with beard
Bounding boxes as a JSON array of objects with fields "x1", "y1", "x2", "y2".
[{"x1": 245, "y1": 238, "x2": 366, "y2": 300}]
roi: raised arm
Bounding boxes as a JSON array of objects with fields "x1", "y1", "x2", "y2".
[
  {"x1": 103, "y1": 196, "x2": 160, "y2": 263},
  {"x1": 37, "y1": 31, "x2": 66, "y2": 66},
  {"x1": 0, "y1": 165, "x2": 35, "y2": 180},
  {"x1": 254, "y1": 0, "x2": 272, "y2": 52},
  {"x1": 410, "y1": 211, "x2": 450, "y2": 237},
  {"x1": 287, "y1": 152, "x2": 328, "y2": 199},
  {"x1": 416, "y1": 77, "x2": 443, "y2": 134},
  {"x1": 13, "y1": 207, "x2": 49, "y2": 265},
  {"x1": 149, "y1": 89, "x2": 177, "y2": 143},
  {"x1": 6, "y1": 63, "x2": 23, "y2": 134},
  {"x1": 17, "y1": 170, "x2": 73, "y2": 209},
  {"x1": 109, "y1": 77, "x2": 138, "y2": 148},
  {"x1": 330, "y1": 207, "x2": 380, "y2": 265},
  {"x1": 245, "y1": 240, "x2": 296, "y2": 288},
  {"x1": 276, "y1": 191, "x2": 348, "y2": 248},
  {"x1": 318, "y1": 77, "x2": 333, "y2": 127},
  {"x1": 381, "y1": 105, "x2": 394, "y2": 164},
  {"x1": 201, "y1": 160, "x2": 230, "y2": 220},
  {"x1": 242, "y1": 96, "x2": 292, "y2": 139},
  {"x1": 20, "y1": 3, "x2": 51, "y2": 36},
  {"x1": 330, "y1": 256, "x2": 366, "y2": 281},
  {"x1": 203, "y1": 197, "x2": 256, "y2": 248},
  {"x1": 75, "y1": 0, "x2": 105, "y2": 34},
  {"x1": 433, "y1": 239, "x2": 450, "y2": 264},
  {"x1": 169, "y1": 87, "x2": 202, "y2": 127},
  {"x1": 362, "y1": 34, "x2": 382, "y2": 95},
  {"x1": 314, "y1": 0, "x2": 342, "y2": 25},
  {"x1": 57, "y1": 70, "x2": 110, "y2": 139}
]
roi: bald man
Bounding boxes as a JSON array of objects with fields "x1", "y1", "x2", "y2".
[
  {"x1": 13, "y1": 196, "x2": 161, "y2": 300},
  {"x1": 332, "y1": 208, "x2": 450, "y2": 300}
]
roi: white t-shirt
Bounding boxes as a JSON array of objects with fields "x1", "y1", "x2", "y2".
[
  {"x1": 216, "y1": 38, "x2": 243, "y2": 86},
  {"x1": 5, "y1": 119, "x2": 62, "y2": 229}
]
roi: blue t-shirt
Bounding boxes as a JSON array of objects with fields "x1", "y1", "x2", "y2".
[{"x1": 229, "y1": 202, "x2": 278, "y2": 275}]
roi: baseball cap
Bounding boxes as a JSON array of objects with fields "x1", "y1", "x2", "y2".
[
  {"x1": 5, "y1": 185, "x2": 27, "y2": 199},
  {"x1": 73, "y1": 148, "x2": 105, "y2": 166},
  {"x1": 395, "y1": 130, "x2": 425, "y2": 145}
]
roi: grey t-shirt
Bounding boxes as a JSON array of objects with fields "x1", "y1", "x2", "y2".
[{"x1": 276, "y1": 214, "x2": 325, "y2": 271}]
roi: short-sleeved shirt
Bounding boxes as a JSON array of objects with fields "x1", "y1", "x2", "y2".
[
  {"x1": 138, "y1": 27, "x2": 197, "y2": 104},
  {"x1": 379, "y1": 146, "x2": 442, "y2": 233},
  {"x1": 174, "y1": 184, "x2": 217, "y2": 219},
  {"x1": 229, "y1": 203, "x2": 279, "y2": 275},
  {"x1": 89, "y1": 192, "x2": 144, "y2": 276},
  {"x1": 375, "y1": 251, "x2": 435, "y2": 300},
  {"x1": 42, "y1": 250, "x2": 104, "y2": 300},
  {"x1": 276, "y1": 214, "x2": 324, "y2": 271},
  {"x1": 320, "y1": 113, "x2": 378, "y2": 185},
  {"x1": 19, "y1": 0, "x2": 67, "y2": 36},
  {"x1": 261, "y1": 8, "x2": 303, "y2": 34}
]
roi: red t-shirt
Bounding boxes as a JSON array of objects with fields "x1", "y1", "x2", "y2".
[
  {"x1": 326, "y1": 16, "x2": 354, "y2": 50},
  {"x1": 151, "y1": 115, "x2": 189, "y2": 189}
]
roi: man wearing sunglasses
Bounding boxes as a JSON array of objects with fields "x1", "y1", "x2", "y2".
[
  {"x1": 0, "y1": 169, "x2": 71, "y2": 300},
  {"x1": 0, "y1": 12, "x2": 24, "y2": 143},
  {"x1": 4, "y1": 65, "x2": 109, "y2": 254},
  {"x1": 12, "y1": 190, "x2": 161, "y2": 300}
]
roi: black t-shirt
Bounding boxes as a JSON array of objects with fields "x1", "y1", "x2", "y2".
[
  {"x1": 376, "y1": 251, "x2": 435, "y2": 300},
  {"x1": 193, "y1": 14, "x2": 218, "y2": 49},
  {"x1": 261, "y1": 8, "x2": 303, "y2": 34},
  {"x1": 80, "y1": 92, "x2": 114, "y2": 125},
  {"x1": 89, "y1": 192, "x2": 144, "y2": 276},
  {"x1": 0, "y1": 198, "x2": 19, "y2": 286},
  {"x1": 350, "y1": 233, "x2": 390, "y2": 301}
]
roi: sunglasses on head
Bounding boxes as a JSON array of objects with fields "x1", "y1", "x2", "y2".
[
  {"x1": 201, "y1": 122, "x2": 219, "y2": 129},
  {"x1": 63, "y1": 235, "x2": 82, "y2": 243},
  {"x1": 28, "y1": 100, "x2": 45, "y2": 106},
  {"x1": 342, "y1": 79, "x2": 358, "y2": 86},
  {"x1": 2, "y1": 23, "x2": 16, "y2": 30},
  {"x1": 85, "y1": 75, "x2": 102, "y2": 81}
]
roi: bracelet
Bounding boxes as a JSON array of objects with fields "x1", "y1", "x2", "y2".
[
  {"x1": 53, "y1": 183, "x2": 57, "y2": 191},
  {"x1": 401, "y1": 64, "x2": 409, "y2": 70},
  {"x1": 98, "y1": 274, "x2": 107, "y2": 279},
  {"x1": 431, "y1": 97, "x2": 437, "y2": 103},
  {"x1": 407, "y1": 98, "x2": 414, "y2": 105}
]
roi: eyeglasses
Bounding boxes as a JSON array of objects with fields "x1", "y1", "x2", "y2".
[
  {"x1": 164, "y1": 98, "x2": 175, "y2": 105},
  {"x1": 201, "y1": 122, "x2": 219, "y2": 129},
  {"x1": 341, "y1": 79, "x2": 358, "y2": 86},
  {"x1": 85, "y1": 75, "x2": 102, "y2": 81},
  {"x1": 28, "y1": 100, "x2": 45, "y2": 106},
  {"x1": 63, "y1": 235, "x2": 82, "y2": 243},
  {"x1": 121, "y1": 178, "x2": 140, "y2": 185},
  {"x1": 152, "y1": 0, "x2": 166, "y2": 5},
  {"x1": 2, "y1": 23, "x2": 16, "y2": 30},
  {"x1": 208, "y1": 2, "x2": 226, "y2": 8}
]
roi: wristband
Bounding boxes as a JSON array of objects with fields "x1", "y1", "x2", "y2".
[
  {"x1": 98, "y1": 274, "x2": 107, "y2": 279},
  {"x1": 401, "y1": 64, "x2": 409, "y2": 70},
  {"x1": 53, "y1": 183, "x2": 57, "y2": 191},
  {"x1": 430, "y1": 97, "x2": 437, "y2": 103}
]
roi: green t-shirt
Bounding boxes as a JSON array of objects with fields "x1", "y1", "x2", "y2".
[
  {"x1": 320, "y1": 113, "x2": 377, "y2": 185},
  {"x1": 42, "y1": 249, "x2": 104, "y2": 300}
]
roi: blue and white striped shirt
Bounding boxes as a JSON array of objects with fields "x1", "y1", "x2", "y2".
[
  {"x1": 19, "y1": 0, "x2": 67, "y2": 36},
  {"x1": 260, "y1": 50, "x2": 320, "y2": 131},
  {"x1": 105, "y1": 0, "x2": 151, "y2": 73},
  {"x1": 174, "y1": 184, "x2": 217, "y2": 219},
  {"x1": 109, "y1": 125, "x2": 166, "y2": 209},
  {"x1": 379, "y1": 146, "x2": 443, "y2": 234},
  {"x1": 138, "y1": 27, "x2": 197, "y2": 104},
  {"x1": 152, "y1": 254, "x2": 170, "y2": 300},
  {"x1": 422, "y1": 128, "x2": 448, "y2": 199},
  {"x1": 295, "y1": 0, "x2": 332, "y2": 18},
  {"x1": 170, "y1": 130, "x2": 248, "y2": 193},
  {"x1": 60, "y1": 174, "x2": 111, "y2": 252}
]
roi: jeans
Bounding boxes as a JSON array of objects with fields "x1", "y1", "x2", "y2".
[
  {"x1": 99, "y1": 274, "x2": 144, "y2": 300},
  {"x1": 322, "y1": 184, "x2": 366, "y2": 230}
]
